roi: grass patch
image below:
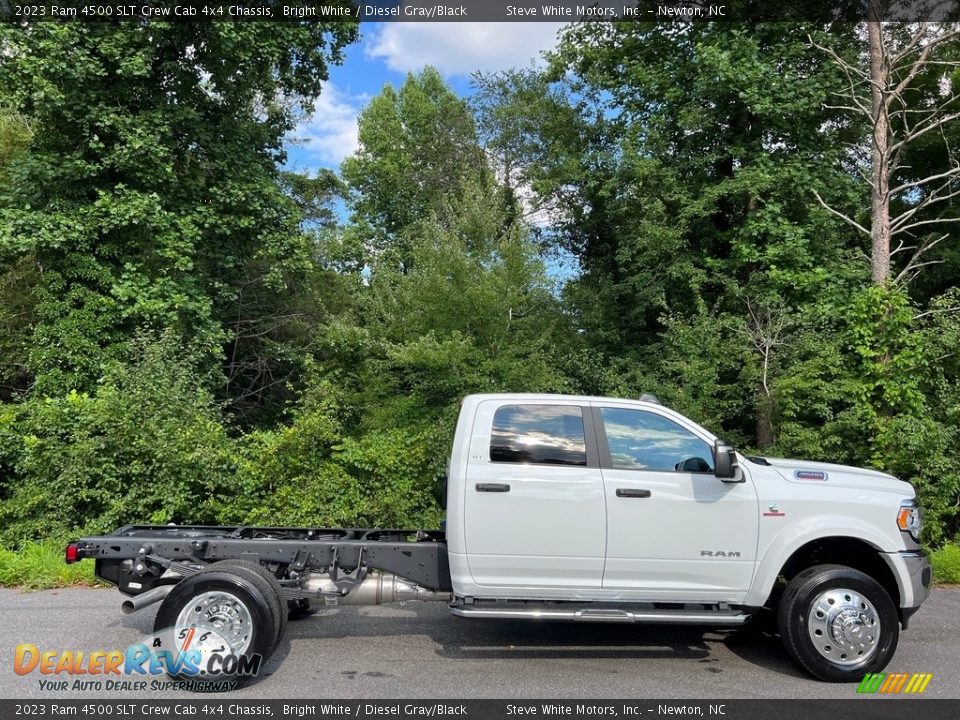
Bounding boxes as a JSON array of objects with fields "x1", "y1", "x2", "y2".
[
  {"x1": 930, "y1": 542, "x2": 960, "y2": 585},
  {"x1": 0, "y1": 540, "x2": 103, "y2": 589}
]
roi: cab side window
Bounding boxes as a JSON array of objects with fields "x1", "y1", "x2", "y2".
[
  {"x1": 490, "y1": 405, "x2": 587, "y2": 466},
  {"x1": 600, "y1": 408, "x2": 714, "y2": 472}
]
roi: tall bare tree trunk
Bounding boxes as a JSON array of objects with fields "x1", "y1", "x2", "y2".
[
  {"x1": 755, "y1": 393, "x2": 775, "y2": 450},
  {"x1": 867, "y1": 9, "x2": 891, "y2": 284},
  {"x1": 812, "y1": 20, "x2": 960, "y2": 285}
]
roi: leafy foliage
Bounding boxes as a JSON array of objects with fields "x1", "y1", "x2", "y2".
[
  {"x1": 472, "y1": 23, "x2": 960, "y2": 540},
  {"x1": 1, "y1": 23, "x2": 959, "y2": 554},
  {"x1": 341, "y1": 67, "x2": 500, "y2": 271},
  {"x1": 931, "y1": 543, "x2": 960, "y2": 585},
  {"x1": 0, "y1": 333, "x2": 237, "y2": 544},
  {"x1": 0, "y1": 21, "x2": 358, "y2": 410}
]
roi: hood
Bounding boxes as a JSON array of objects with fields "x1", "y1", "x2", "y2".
[{"x1": 753, "y1": 457, "x2": 914, "y2": 496}]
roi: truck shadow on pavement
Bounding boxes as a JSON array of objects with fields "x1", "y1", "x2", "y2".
[
  {"x1": 299, "y1": 605, "x2": 807, "y2": 679},
  {"x1": 425, "y1": 615, "x2": 807, "y2": 679},
  {"x1": 431, "y1": 619, "x2": 713, "y2": 660},
  {"x1": 117, "y1": 601, "x2": 807, "y2": 687},
  {"x1": 719, "y1": 616, "x2": 809, "y2": 679}
]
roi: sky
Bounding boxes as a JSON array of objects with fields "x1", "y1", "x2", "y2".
[{"x1": 284, "y1": 22, "x2": 566, "y2": 175}]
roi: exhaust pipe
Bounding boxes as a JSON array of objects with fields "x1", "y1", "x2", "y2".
[
  {"x1": 121, "y1": 585, "x2": 174, "y2": 615},
  {"x1": 303, "y1": 573, "x2": 451, "y2": 606}
]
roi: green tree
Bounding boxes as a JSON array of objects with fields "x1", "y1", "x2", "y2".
[
  {"x1": 0, "y1": 111, "x2": 35, "y2": 399},
  {"x1": 316, "y1": 187, "x2": 569, "y2": 483},
  {"x1": 317, "y1": 70, "x2": 572, "y2": 499},
  {"x1": 0, "y1": 333, "x2": 237, "y2": 545},
  {"x1": 0, "y1": 21, "x2": 359, "y2": 400},
  {"x1": 810, "y1": 20, "x2": 960, "y2": 284},
  {"x1": 476, "y1": 23, "x2": 864, "y2": 448},
  {"x1": 483, "y1": 23, "x2": 959, "y2": 536},
  {"x1": 0, "y1": 111, "x2": 31, "y2": 191},
  {"x1": 341, "y1": 66, "x2": 497, "y2": 271}
]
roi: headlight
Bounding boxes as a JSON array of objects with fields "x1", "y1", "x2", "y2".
[{"x1": 897, "y1": 499, "x2": 923, "y2": 541}]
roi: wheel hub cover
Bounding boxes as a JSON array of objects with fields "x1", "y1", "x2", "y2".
[
  {"x1": 807, "y1": 588, "x2": 880, "y2": 667},
  {"x1": 173, "y1": 590, "x2": 253, "y2": 663}
]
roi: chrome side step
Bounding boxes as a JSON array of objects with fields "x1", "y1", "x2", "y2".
[{"x1": 449, "y1": 604, "x2": 751, "y2": 625}]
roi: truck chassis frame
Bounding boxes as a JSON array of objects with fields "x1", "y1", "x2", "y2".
[{"x1": 71, "y1": 524, "x2": 451, "y2": 600}]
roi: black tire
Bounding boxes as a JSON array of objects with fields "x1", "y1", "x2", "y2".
[
  {"x1": 153, "y1": 568, "x2": 277, "y2": 688},
  {"x1": 778, "y1": 564, "x2": 899, "y2": 682},
  {"x1": 207, "y1": 560, "x2": 287, "y2": 652}
]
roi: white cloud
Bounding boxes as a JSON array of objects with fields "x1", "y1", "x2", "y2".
[
  {"x1": 291, "y1": 83, "x2": 367, "y2": 167},
  {"x1": 365, "y1": 22, "x2": 565, "y2": 77},
  {"x1": 289, "y1": 23, "x2": 566, "y2": 170}
]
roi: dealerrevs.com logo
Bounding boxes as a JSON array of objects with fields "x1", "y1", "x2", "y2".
[{"x1": 13, "y1": 627, "x2": 263, "y2": 693}]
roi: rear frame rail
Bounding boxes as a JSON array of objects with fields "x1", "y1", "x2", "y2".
[{"x1": 70, "y1": 524, "x2": 451, "y2": 596}]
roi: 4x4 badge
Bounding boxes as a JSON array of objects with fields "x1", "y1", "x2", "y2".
[{"x1": 763, "y1": 504, "x2": 786, "y2": 517}]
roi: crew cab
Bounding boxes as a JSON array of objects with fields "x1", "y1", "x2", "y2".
[{"x1": 66, "y1": 393, "x2": 931, "y2": 685}]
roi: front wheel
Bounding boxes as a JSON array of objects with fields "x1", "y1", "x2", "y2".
[{"x1": 778, "y1": 564, "x2": 899, "y2": 682}]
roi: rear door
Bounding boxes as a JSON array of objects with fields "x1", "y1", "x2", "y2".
[
  {"x1": 596, "y1": 404, "x2": 758, "y2": 601},
  {"x1": 464, "y1": 400, "x2": 606, "y2": 589}
]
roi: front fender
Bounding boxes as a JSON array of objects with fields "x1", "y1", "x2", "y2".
[{"x1": 743, "y1": 516, "x2": 893, "y2": 608}]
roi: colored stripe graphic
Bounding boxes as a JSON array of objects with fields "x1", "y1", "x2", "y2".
[
  {"x1": 857, "y1": 672, "x2": 932, "y2": 694},
  {"x1": 879, "y1": 673, "x2": 899, "y2": 693},
  {"x1": 911, "y1": 674, "x2": 933, "y2": 694},
  {"x1": 888, "y1": 673, "x2": 909, "y2": 693}
]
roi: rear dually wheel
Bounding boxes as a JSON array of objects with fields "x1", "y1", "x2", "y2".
[{"x1": 153, "y1": 567, "x2": 277, "y2": 688}]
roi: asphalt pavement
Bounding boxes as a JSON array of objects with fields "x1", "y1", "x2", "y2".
[{"x1": 1, "y1": 587, "x2": 957, "y2": 699}]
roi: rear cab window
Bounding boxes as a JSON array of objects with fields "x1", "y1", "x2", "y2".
[{"x1": 490, "y1": 404, "x2": 587, "y2": 466}]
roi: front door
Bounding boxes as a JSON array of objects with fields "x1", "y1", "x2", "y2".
[
  {"x1": 596, "y1": 404, "x2": 759, "y2": 602},
  {"x1": 464, "y1": 401, "x2": 606, "y2": 589}
]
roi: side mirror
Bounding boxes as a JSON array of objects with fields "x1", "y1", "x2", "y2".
[{"x1": 714, "y1": 440, "x2": 742, "y2": 482}]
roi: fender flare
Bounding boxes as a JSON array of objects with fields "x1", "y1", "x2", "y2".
[{"x1": 743, "y1": 517, "x2": 890, "y2": 608}]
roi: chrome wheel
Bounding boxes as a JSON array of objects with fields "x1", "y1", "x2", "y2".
[
  {"x1": 175, "y1": 591, "x2": 253, "y2": 658},
  {"x1": 806, "y1": 587, "x2": 880, "y2": 666}
]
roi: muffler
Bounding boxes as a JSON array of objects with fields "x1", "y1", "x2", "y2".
[{"x1": 303, "y1": 573, "x2": 451, "y2": 605}]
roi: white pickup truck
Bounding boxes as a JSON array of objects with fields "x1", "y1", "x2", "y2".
[{"x1": 67, "y1": 393, "x2": 931, "y2": 685}]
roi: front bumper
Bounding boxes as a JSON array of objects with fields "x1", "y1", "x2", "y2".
[{"x1": 881, "y1": 550, "x2": 932, "y2": 628}]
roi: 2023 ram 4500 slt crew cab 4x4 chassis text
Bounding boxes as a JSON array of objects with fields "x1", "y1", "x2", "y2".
[{"x1": 66, "y1": 393, "x2": 931, "y2": 685}]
